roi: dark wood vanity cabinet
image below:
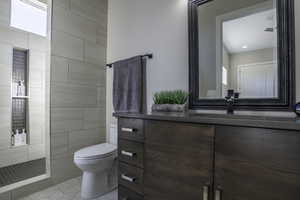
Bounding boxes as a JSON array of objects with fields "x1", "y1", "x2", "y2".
[
  {"x1": 215, "y1": 126, "x2": 300, "y2": 200},
  {"x1": 144, "y1": 121, "x2": 214, "y2": 200},
  {"x1": 117, "y1": 114, "x2": 300, "y2": 200}
]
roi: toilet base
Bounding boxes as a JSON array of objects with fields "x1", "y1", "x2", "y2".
[{"x1": 81, "y1": 169, "x2": 117, "y2": 200}]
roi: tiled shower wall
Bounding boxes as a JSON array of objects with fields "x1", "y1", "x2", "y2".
[
  {"x1": 0, "y1": 0, "x2": 108, "y2": 199},
  {"x1": 0, "y1": 0, "x2": 48, "y2": 168},
  {"x1": 49, "y1": 0, "x2": 107, "y2": 183}
]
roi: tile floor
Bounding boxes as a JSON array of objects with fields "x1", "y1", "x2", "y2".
[{"x1": 19, "y1": 177, "x2": 117, "y2": 200}]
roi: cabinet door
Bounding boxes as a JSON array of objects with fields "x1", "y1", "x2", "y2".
[
  {"x1": 215, "y1": 126, "x2": 300, "y2": 200},
  {"x1": 145, "y1": 120, "x2": 214, "y2": 200}
]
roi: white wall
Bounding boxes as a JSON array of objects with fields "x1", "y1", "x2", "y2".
[
  {"x1": 106, "y1": 0, "x2": 189, "y2": 131},
  {"x1": 107, "y1": 0, "x2": 300, "y2": 135}
]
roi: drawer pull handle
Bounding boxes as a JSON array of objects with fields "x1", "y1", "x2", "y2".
[
  {"x1": 121, "y1": 150, "x2": 136, "y2": 157},
  {"x1": 121, "y1": 174, "x2": 136, "y2": 183},
  {"x1": 203, "y1": 185, "x2": 209, "y2": 200},
  {"x1": 122, "y1": 198, "x2": 128, "y2": 200},
  {"x1": 121, "y1": 128, "x2": 136, "y2": 132}
]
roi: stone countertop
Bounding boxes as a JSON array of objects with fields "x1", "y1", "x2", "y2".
[{"x1": 113, "y1": 112, "x2": 300, "y2": 131}]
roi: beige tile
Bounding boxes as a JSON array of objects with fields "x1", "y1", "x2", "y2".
[
  {"x1": 0, "y1": 108, "x2": 11, "y2": 150},
  {"x1": 29, "y1": 51, "x2": 47, "y2": 87},
  {"x1": 0, "y1": 146, "x2": 29, "y2": 168},
  {"x1": 52, "y1": 6, "x2": 98, "y2": 42},
  {"x1": 52, "y1": 0, "x2": 70, "y2": 10},
  {"x1": 51, "y1": 108, "x2": 83, "y2": 133},
  {"x1": 97, "y1": 86, "x2": 106, "y2": 106},
  {"x1": 51, "y1": 55, "x2": 68, "y2": 83},
  {"x1": 28, "y1": 143, "x2": 46, "y2": 160},
  {"x1": 83, "y1": 108, "x2": 105, "y2": 129},
  {"x1": 68, "y1": 59, "x2": 105, "y2": 86},
  {"x1": 68, "y1": 128, "x2": 105, "y2": 153},
  {"x1": 0, "y1": 24, "x2": 28, "y2": 48},
  {"x1": 84, "y1": 40, "x2": 106, "y2": 65},
  {"x1": 29, "y1": 115, "x2": 44, "y2": 145},
  {"x1": 0, "y1": 86, "x2": 11, "y2": 107},
  {"x1": 51, "y1": 155, "x2": 81, "y2": 184},
  {"x1": 0, "y1": 0, "x2": 10, "y2": 26},
  {"x1": 0, "y1": 192, "x2": 11, "y2": 200},
  {"x1": 0, "y1": 64, "x2": 11, "y2": 86},
  {"x1": 0, "y1": 44, "x2": 12, "y2": 87},
  {"x1": 30, "y1": 87, "x2": 44, "y2": 106},
  {"x1": 70, "y1": 0, "x2": 107, "y2": 23},
  {"x1": 29, "y1": 33, "x2": 49, "y2": 52},
  {"x1": 11, "y1": 179, "x2": 54, "y2": 200},
  {"x1": 52, "y1": 30, "x2": 84, "y2": 61},
  {"x1": 96, "y1": 26, "x2": 107, "y2": 46},
  {"x1": 51, "y1": 132, "x2": 69, "y2": 159},
  {"x1": 0, "y1": 43, "x2": 12, "y2": 65},
  {"x1": 51, "y1": 108, "x2": 83, "y2": 121},
  {"x1": 50, "y1": 83, "x2": 98, "y2": 108},
  {"x1": 51, "y1": 119, "x2": 83, "y2": 133}
]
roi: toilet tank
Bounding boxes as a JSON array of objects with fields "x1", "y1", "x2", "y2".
[{"x1": 109, "y1": 124, "x2": 118, "y2": 145}]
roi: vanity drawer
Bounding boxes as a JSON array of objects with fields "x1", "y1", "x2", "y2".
[
  {"x1": 119, "y1": 163, "x2": 144, "y2": 195},
  {"x1": 119, "y1": 140, "x2": 144, "y2": 168},
  {"x1": 118, "y1": 118, "x2": 144, "y2": 142},
  {"x1": 119, "y1": 186, "x2": 144, "y2": 200}
]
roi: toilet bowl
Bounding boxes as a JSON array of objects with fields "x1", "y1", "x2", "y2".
[{"x1": 74, "y1": 143, "x2": 117, "y2": 200}]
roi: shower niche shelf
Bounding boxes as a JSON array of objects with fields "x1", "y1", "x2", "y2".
[{"x1": 11, "y1": 49, "x2": 29, "y2": 147}]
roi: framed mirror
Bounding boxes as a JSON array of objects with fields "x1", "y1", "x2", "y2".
[{"x1": 189, "y1": 0, "x2": 295, "y2": 110}]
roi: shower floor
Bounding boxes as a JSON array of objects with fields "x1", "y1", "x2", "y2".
[{"x1": 0, "y1": 158, "x2": 46, "y2": 187}]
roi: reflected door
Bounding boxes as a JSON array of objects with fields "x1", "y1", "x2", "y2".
[{"x1": 238, "y1": 62, "x2": 277, "y2": 98}]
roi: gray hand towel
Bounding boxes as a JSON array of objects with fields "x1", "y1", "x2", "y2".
[{"x1": 113, "y1": 56, "x2": 145, "y2": 113}]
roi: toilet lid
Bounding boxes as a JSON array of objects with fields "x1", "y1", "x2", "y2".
[{"x1": 74, "y1": 143, "x2": 117, "y2": 160}]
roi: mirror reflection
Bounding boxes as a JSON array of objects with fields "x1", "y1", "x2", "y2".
[
  {"x1": 0, "y1": 0, "x2": 50, "y2": 189},
  {"x1": 197, "y1": 0, "x2": 277, "y2": 99}
]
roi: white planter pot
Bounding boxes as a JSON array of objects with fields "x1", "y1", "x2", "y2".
[{"x1": 151, "y1": 103, "x2": 187, "y2": 112}]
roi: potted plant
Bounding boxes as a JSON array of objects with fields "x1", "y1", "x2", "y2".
[{"x1": 152, "y1": 90, "x2": 189, "y2": 112}]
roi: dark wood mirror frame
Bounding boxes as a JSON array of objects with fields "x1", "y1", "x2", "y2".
[{"x1": 188, "y1": 0, "x2": 295, "y2": 111}]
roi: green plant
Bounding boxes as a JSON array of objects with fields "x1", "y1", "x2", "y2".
[{"x1": 153, "y1": 90, "x2": 189, "y2": 105}]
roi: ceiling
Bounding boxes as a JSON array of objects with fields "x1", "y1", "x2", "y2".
[{"x1": 223, "y1": 9, "x2": 277, "y2": 54}]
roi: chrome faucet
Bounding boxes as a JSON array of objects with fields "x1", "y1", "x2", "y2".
[{"x1": 225, "y1": 90, "x2": 239, "y2": 114}]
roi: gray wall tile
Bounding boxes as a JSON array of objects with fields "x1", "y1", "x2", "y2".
[
  {"x1": 52, "y1": 6, "x2": 98, "y2": 43},
  {"x1": 52, "y1": 30, "x2": 84, "y2": 61},
  {"x1": 51, "y1": 56, "x2": 68, "y2": 83},
  {"x1": 50, "y1": 83, "x2": 98, "y2": 108},
  {"x1": 51, "y1": 132, "x2": 69, "y2": 159},
  {"x1": 84, "y1": 40, "x2": 106, "y2": 65},
  {"x1": 68, "y1": 59, "x2": 105, "y2": 86},
  {"x1": 68, "y1": 128, "x2": 105, "y2": 154},
  {"x1": 0, "y1": 192, "x2": 11, "y2": 200},
  {"x1": 52, "y1": 0, "x2": 70, "y2": 10},
  {"x1": 70, "y1": 0, "x2": 107, "y2": 23}
]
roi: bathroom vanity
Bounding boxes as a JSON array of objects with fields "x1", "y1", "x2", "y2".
[{"x1": 115, "y1": 112, "x2": 300, "y2": 200}]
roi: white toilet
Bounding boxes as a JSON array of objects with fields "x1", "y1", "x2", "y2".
[{"x1": 74, "y1": 125, "x2": 118, "y2": 200}]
